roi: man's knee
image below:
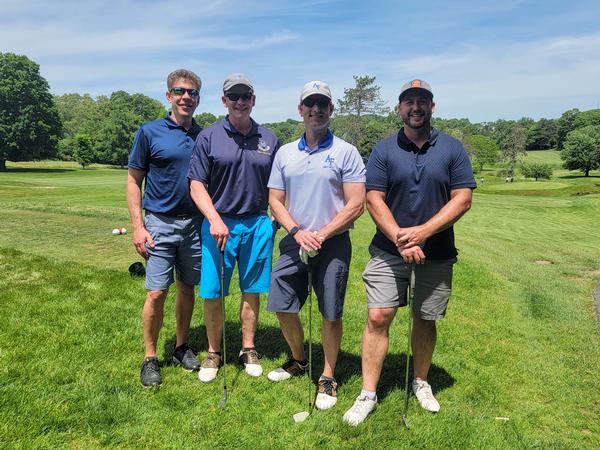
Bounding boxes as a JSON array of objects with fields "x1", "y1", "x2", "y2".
[
  {"x1": 146, "y1": 290, "x2": 168, "y2": 303},
  {"x1": 367, "y1": 308, "x2": 396, "y2": 332},
  {"x1": 176, "y1": 281, "x2": 195, "y2": 297}
]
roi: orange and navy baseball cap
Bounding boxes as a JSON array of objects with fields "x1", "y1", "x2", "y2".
[{"x1": 399, "y1": 79, "x2": 433, "y2": 101}]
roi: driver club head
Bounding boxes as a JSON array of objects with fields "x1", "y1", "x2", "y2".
[{"x1": 293, "y1": 411, "x2": 310, "y2": 423}]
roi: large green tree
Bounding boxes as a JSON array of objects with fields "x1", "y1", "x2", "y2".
[
  {"x1": 500, "y1": 126, "x2": 527, "y2": 180},
  {"x1": 465, "y1": 134, "x2": 499, "y2": 171},
  {"x1": 561, "y1": 125, "x2": 600, "y2": 177},
  {"x1": 54, "y1": 93, "x2": 99, "y2": 160},
  {"x1": 335, "y1": 75, "x2": 389, "y2": 155},
  {"x1": 0, "y1": 53, "x2": 62, "y2": 171},
  {"x1": 555, "y1": 108, "x2": 580, "y2": 150}
]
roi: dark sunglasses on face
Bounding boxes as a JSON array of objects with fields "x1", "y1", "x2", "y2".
[
  {"x1": 226, "y1": 92, "x2": 253, "y2": 102},
  {"x1": 170, "y1": 87, "x2": 200, "y2": 97},
  {"x1": 302, "y1": 97, "x2": 330, "y2": 108}
]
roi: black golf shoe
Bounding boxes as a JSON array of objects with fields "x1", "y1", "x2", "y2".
[
  {"x1": 140, "y1": 357, "x2": 161, "y2": 387},
  {"x1": 172, "y1": 343, "x2": 200, "y2": 371}
]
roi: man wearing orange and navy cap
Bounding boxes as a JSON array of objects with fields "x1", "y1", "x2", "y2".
[{"x1": 343, "y1": 79, "x2": 476, "y2": 425}]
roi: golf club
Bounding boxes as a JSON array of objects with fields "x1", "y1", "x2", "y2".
[
  {"x1": 293, "y1": 258, "x2": 313, "y2": 423},
  {"x1": 402, "y1": 263, "x2": 416, "y2": 429},
  {"x1": 218, "y1": 249, "x2": 228, "y2": 409}
]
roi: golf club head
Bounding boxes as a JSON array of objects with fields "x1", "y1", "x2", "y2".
[
  {"x1": 293, "y1": 411, "x2": 310, "y2": 423},
  {"x1": 402, "y1": 414, "x2": 410, "y2": 429},
  {"x1": 218, "y1": 396, "x2": 227, "y2": 409}
]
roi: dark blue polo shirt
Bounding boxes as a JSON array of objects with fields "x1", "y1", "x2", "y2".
[
  {"x1": 188, "y1": 116, "x2": 280, "y2": 217},
  {"x1": 128, "y1": 115, "x2": 202, "y2": 216},
  {"x1": 366, "y1": 128, "x2": 476, "y2": 259}
]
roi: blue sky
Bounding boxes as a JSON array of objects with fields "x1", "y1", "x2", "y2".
[{"x1": 2, "y1": 0, "x2": 600, "y2": 123}]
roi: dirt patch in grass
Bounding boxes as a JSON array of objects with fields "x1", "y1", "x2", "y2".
[{"x1": 535, "y1": 260, "x2": 553, "y2": 265}]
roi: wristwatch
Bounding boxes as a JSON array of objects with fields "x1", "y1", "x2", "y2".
[{"x1": 289, "y1": 226, "x2": 300, "y2": 236}]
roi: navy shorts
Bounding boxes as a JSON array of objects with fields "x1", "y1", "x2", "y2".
[{"x1": 267, "y1": 232, "x2": 351, "y2": 321}]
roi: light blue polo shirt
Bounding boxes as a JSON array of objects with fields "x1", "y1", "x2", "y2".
[{"x1": 268, "y1": 130, "x2": 365, "y2": 232}]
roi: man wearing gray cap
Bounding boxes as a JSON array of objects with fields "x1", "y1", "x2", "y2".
[
  {"x1": 189, "y1": 74, "x2": 280, "y2": 382},
  {"x1": 266, "y1": 81, "x2": 365, "y2": 411},
  {"x1": 343, "y1": 79, "x2": 476, "y2": 425}
]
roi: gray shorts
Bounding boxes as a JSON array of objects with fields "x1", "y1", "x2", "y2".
[
  {"x1": 144, "y1": 212, "x2": 202, "y2": 291},
  {"x1": 267, "y1": 232, "x2": 351, "y2": 321},
  {"x1": 362, "y1": 245, "x2": 456, "y2": 320}
]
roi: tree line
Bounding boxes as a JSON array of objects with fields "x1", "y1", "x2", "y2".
[{"x1": 1, "y1": 53, "x2": 599, "y2": 177}]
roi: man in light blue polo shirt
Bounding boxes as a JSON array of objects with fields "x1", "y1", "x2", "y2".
[
  {"x1": 189, "y1": 74, "x2": 279, "y2": 382},
  {"x1": 266, "y1": 81, "x2": 366, "y2": 411},
  {"x1": 127, "y1": 69, "x2": 203, "y2": 387}
]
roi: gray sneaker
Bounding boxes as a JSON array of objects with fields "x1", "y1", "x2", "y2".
[
  {"x1": 140, "y1": 357, "x2": 161, "y2": 387},
  {"x1": 173, "y1": 344, "x2": 200, "y2": 371}
]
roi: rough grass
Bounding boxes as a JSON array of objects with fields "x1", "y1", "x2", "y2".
[{"x1": 0, "y1": 160, "x2": 599, "y2": 449}]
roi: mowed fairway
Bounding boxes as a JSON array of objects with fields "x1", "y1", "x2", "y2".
[{"x1": 0, "y1": 161, "x2": 599, "y2": 449}]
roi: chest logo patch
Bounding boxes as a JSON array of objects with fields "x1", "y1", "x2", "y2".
[
  {"x1": 257, "y1": 138, "x2": 271, "y2": 154},
  {"x1": 323, "y1": 154, "x2": 335, "y2": 168}
]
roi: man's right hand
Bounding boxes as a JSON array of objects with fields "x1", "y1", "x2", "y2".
[
  {"x1": 133, "y1": 227, "x2": 155, "y2": 258},
  {"x1": 399, "y1": 245, "x2": 426, "y2": 264},
  {"x1": 210, "y1": 217, "x2": 229, "y2": 251}
]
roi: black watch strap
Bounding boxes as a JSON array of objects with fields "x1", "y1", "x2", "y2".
[{"x1": 289, "y1": 226, "x2": 300, "y2": 236}]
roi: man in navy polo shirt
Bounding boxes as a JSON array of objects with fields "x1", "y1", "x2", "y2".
[
  {"x1": 343, "y1": 79, "x2": 476, "y2": 425},
  {"x1": 266, "y1": 81, "x2": 365, "y2": 411},
  {"x1": 189, "y1": 74, "x2": 280, "y2": 382},
  {"x1": 127, "y1": 69, "x2": 203, "y2": 387}
]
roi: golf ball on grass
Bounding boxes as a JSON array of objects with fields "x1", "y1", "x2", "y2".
[
  {"x1": 112, "y1": 228, "x2": 120, "y2": 235},
  {"x1": 120, "y1": 228, "x2": 127, "y2": 235}
]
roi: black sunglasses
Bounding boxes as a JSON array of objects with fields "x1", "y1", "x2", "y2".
[
  {"x1": 170, "y1": 87, "x2": 200, "y2": 97},
  {"x1": 226, "y1": 92, "x2": 253, "y2": 102},
  {"x1": 302, "y1": 97, "x2": 330, "y2": 108}
]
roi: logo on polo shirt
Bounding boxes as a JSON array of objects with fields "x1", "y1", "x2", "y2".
[
  {"x1": 323, "y1": 154, "x2": 335, "y2": 168},
  {"x1": 257, "y1": 138, "x2": 271, "y2": 155}
]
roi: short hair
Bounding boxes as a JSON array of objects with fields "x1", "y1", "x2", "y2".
[{"x1": 167, "y1": 69, "x2": 201, "y2": 90}]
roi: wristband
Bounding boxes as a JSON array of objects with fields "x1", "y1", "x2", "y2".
[{"x1": 289, "y1": 226, "x2": 300, "y2": 236}]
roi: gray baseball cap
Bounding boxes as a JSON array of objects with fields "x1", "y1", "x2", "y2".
[
  {"x1": 399, "y1": 79, "x2": 433, "y2": 101},
  {"x1": 300, "y1": 80, "x2": 332, "y2": 102},
  {"x1": 223, "y1": 73, "x2": 254, "y2": 94}
]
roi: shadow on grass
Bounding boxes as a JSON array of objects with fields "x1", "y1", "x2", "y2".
[
  {"x1": 163, "y1": 322, "x2": 454, "y2": 399},
  {"x1": 3, "y1": 167, "x2": 76, "y2": 173}
]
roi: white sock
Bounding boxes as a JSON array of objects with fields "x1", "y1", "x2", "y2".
[{"x1": 360, "y1": 389, "x2": 376, "y2": 400}]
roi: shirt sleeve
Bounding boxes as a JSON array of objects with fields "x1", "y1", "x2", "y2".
[
  {"x1": 365, "y1": 144, "x2": 388, "y2": 191},
  {"x1": 267, "y1": 149, "x2": 286, "y2": 190},
  {"x1": 341, "y1": 145, "x2": 366, "y2": 183},
  {"x1": 449, "y1": 142, "x2": 478, "y2": 190},
  {"x1": 188, "y1": 131, "x2": 210, "y2": 183},
  {"x1": 128, "y1": 127, "x2": 149, "y2": 171}
]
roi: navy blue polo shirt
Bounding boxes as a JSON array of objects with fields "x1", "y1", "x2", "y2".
[
  {"x1": 366, "y1": 127, "x2": 476, "y2": 259},
  {"x1": 128, "y1": 115, "x2": 202, "y2": 216},
  {"x1": 188, "y1": 116, "x2": 280, "y2": 217}
]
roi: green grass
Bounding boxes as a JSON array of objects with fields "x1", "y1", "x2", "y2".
[
  {"x1": 523, "y1": 149, "x2": 563, "y2": 167},
  {"x1": 1, "y1": 161, "x2": 599, "y2": 449}
]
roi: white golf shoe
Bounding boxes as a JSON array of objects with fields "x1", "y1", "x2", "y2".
[
  {"x1": 267, "y1": 358, "x2": 307, "y2": 382},
  {"x1": 342, "y1": 394, "x2": 378, "y2": 426},
  {"x1": 315, "y1": 376, "x2": 338, "y2": 410},
  {"x1": 412, "y1": 379, "x2": 440, "y2": 412},
  {"x1": 238, "y1": 348, "x2": 263, "y2": 377},
  {"x1": 198, "y1": 352, "x2": 221, "y2": 383}
]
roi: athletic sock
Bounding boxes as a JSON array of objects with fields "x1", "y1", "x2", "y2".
[{"x1": 360, "y1": 389, "x2": 377, "y2": 400}]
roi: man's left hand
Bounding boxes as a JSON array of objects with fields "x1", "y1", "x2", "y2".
[{"x1": 396, "y1": 225, "x2": 429, "y2": 249}]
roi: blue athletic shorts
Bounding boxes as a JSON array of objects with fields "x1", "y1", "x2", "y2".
[
  {"x1": 200, "y1": 213, "x2": 275, "y2": 298},
  {"x1": 144, "y1": 212, "x2": 202, "y2": 291}
]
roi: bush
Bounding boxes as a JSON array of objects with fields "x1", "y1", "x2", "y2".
[{"x1": 520, "y1": 162, "x2": 553, "y2": 180}]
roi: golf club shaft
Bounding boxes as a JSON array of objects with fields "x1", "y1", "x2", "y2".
[
  {"x1": 307, "y1": 261, "x2": 313, "y2": 411},
  {"x1": 220, "y1": 249, "x2": 227, "y2": 406},
  {"x1": 403, "y1": 263, "x2": 416, "y2": 422}
]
